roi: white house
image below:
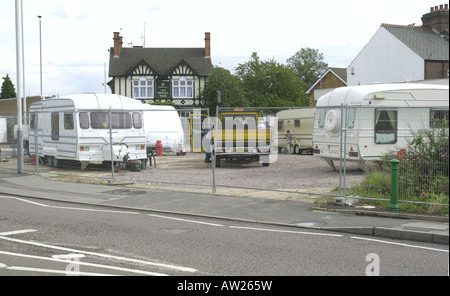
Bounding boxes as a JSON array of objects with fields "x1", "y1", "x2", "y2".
[{"x1": 347, "y1": 4, "x2": 449, "y2": 86}]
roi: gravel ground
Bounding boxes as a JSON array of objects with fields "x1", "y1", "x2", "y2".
[
  {"x1": 0, "y1": 149, "x2": 366, "y2": 202},
  {"x1": 118, "y1": 152, "x2": 366, "y2": 201}
]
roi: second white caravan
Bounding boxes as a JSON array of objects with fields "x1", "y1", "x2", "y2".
[
  {"x1": 142, "y1": 104, "x2": 185, "y2": 154},
  {"x1": 313, "y1": 83, "x2": 449, "y2": 170}
]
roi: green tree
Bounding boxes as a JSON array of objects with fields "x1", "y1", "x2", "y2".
[
  {"x1": 287, "y1": 47, "x2": 328, "y2": 88},
  {"x1": 202, "y1": 66, "x2": 247, "y2": 115},
  {"x1": 235, "y1": 52, "x2": 309, "y2": 107},
  {"x1": 1, "y1": 74, "x2": 17, "y2": 99}
]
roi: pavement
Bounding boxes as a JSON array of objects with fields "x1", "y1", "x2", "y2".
[{"x1": 0, "y1": 163, "x2": 448, "y2": 245}]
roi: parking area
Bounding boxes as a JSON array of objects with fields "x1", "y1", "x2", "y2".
[{"x1": 0, "y1": 150, "x2": 366, "y2": 202}]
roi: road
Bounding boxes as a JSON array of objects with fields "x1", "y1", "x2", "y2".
[{"x1": 0, "y1": 194, "x2": 448, "y2": 277}]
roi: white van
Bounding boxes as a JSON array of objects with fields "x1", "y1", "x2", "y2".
[
  {"x1": 28, "y1": 94, "x2": 148, "y2": 170},
  {"x1": 141, "y1": 104, "x2": 185, "y2": 154},
  {"x1": 313, "y1": 83, "x2": 449, "y2": 170},
  {"x1": 276, "y1": 108, "x2": 315, "y2": 154}
]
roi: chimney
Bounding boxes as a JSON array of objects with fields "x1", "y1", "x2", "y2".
[
  {"x1": 204, "y1": 32, "x2": 211, "y2": 57},
  {"x1": 113, "y1": 32, "x2": 123, "y2": 57},
  {"x1": 421, "y1": 4, "x2": 449, "y2": 35}
]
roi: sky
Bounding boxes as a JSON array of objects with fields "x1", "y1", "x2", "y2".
[{"x1": 0, "y1": 0, "x2": 445, "y2": 97}]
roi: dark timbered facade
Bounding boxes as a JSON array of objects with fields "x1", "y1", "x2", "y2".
[{"x1": 108, "y1": 32, "x2": 213, "y2": 107}]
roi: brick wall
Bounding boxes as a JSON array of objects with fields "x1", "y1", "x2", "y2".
[
  {"x1": 308, "y1": 72, "x2": 346, "y2": 106},
  {"x1": 425, "y1": 61, "x2": 449, "y2": 79}
]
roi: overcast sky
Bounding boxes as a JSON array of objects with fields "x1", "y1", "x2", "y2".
[{"x1": 0, "y1": 0, "x2": 444, "y2": 97}]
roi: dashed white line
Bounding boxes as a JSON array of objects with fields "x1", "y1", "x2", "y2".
[
  {"x1": 0, "y1": 195, "x2": 139, "y2": 215},
  {"x1": 229, "y1": 225, "x2": 344, "y2": 237},
  {"x1": 148, "y1": 213, "x2": 224, "y2": 227},
  {"x1": 0, "y1": 229, "x2": 37, "y2": 236},
  {"x1": 351, "y1": 236, "x2": 449, "y2": 253}
]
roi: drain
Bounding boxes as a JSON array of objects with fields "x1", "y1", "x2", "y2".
[{"x1": 293, "y1": 222, "x2": 326, "y2": 227}]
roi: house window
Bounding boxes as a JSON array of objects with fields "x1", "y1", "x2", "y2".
[
  {"x1": 173, "y1": 77, "x2": 193, "y2": 98},
  {"x1": 133, "y1": 77, "x2": 154, "y2": 98},
  {"x1": 375, "y1": 109, "x2": 397, "y2": 144}
]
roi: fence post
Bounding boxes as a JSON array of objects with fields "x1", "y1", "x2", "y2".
[{"x1": 389, "y1": 159, "x2": 400, "y2": 211}]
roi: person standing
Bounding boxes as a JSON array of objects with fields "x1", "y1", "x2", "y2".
[{"x1": 285, "y1": 130, "x2": 293, "y2": 154}]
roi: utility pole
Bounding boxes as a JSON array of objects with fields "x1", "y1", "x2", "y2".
[
  {"x1": 15, "y1": 0, "x2": 24, "y2": 173},
  {"x1": 38, "y1": 15, "x2": 43, "y2": 99}
]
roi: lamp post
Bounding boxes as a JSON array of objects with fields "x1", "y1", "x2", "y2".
[
  {"x1": 15, "y1": 0, "x2": 24, "y2": 174},
  {"x1": 38, "y1": 15, "x2": 43, "y2": 99}
]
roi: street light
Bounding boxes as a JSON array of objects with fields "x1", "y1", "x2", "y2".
[
  {"x1": 38, "y1": 15, "x2": 42, "y2": 99},
  {"x1": 15, "y1": 0, "x2": 24, "y2": 174}
]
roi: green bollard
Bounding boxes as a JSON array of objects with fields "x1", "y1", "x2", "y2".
[{"x1": 389, "y1": 159, "x2": 400, "y2": 211}]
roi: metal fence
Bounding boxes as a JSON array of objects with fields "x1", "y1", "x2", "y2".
[
  {"x1": 325, "y1": 105, "x2": 449, "y2": 206},
  {"x1": 1, "y1": 105, "x2": 448, "y2": 208}
]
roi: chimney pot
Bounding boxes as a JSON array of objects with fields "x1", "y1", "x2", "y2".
[
  {"x1": 440, "y1": 4, "x2": 444, "y2": 10},
  {"x1": 445, "y1": 4, "x2": 449, "y2": 10},
  {"x1": 435, "y1": 6, "x2": 439, "y2": 11}
]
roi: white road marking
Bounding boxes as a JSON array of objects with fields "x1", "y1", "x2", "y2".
[
  {"x1": 0, "y1": 250, "x2": 168, "y2": 276},
  {"x1": 229, "y1": 225, "x2": 344, "y2": 237},
  {"x1": 351, "y1": 236, "x2": 449, "y2": 253},
  {"x1": 148, "y1": 213, "x2": 224, "y2": 227},
  {"x1": 5, "y1": 266, "x2": 117, "y2": 276},
  {"x1": 0, "y1": 235, "x2": 197, "y2": 273},
  {"x1": 0, "y1": 229, "x2": 37, "y2": 236},
  {"x1": 0, "y1": 195, "x2": 139, "y2": 215}
]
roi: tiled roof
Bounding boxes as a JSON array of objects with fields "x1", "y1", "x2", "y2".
[
  {"x1": 381, "y1": 24, "x2": 449, "y2": 61},
  {"x1": 109, "y1": 47, "x2": 213, "y2": 77}
]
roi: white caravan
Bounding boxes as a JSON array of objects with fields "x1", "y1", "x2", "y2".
[
  {"x1": 276, "y1": 108, "x2": 315, "y2": 154},
  {"x1": 28, "y1": 94, "x2": 148, "y2": 170},
  {"x1": 142, "y1": 104, "x2": 185, "y2": 153},
  {"x1": 313, "y1": 83, "x2": 449, "y2": 170}
]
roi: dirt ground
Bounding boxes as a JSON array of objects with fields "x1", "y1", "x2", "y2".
[{"x1": 1, "y1": 151, "x2": 366, "y2": 203}]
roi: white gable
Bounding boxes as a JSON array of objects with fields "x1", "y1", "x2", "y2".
[{"x1": 346, "y1": 27, "x2": 424, "y2": 86}]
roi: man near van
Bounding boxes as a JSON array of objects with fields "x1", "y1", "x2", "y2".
[{"x1": 285, "y1": 130, "x2": 293, "y2": 154}]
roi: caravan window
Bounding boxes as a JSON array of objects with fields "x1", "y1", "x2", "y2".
[
  {"x1": 64, "y1": 113, "x2": 74, "y2": 130},
  {"x1": 317, "y1": 109, "x2": 326, "y2": 128},
  {"x1": 79, "y1": 112, "x2": 89, "y2": 129},
  {"x1": 278, "y1": 120, "x2": 284, "y2": 132},
  {"x1": 347, "y1": 108, "x2": 356, "y2": 129},
  {"x1": 375, "y1": 109, "x2": 397, "y2": 144},
  {"x1": 91, "y1": 112, "x2": 132, "y2": 129},
  {"x1": 132, "y1": 112, "x2": 142, "y2": 129},
  {"x1": 30, "y1": 113, "x2": 36, "y2": 129},
  {"x1": 51, "y1": 112, "x2": 59, "y2": 140},
  {"x1": 430, "y1": 109, "x2": 449, "y2": 128}
]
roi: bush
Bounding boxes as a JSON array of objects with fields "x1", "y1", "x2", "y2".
[{"x1": 348, "y1": 118, "x2": 449, "y2": 211}]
